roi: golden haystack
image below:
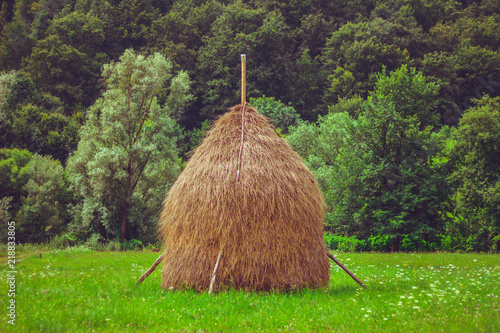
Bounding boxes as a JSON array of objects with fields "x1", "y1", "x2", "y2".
[{"x1": 158, "y1": 104, "x2": 330, "y2": 292}]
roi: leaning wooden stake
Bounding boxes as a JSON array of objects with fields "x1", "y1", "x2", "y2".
[
  {"x1": 241, "y1": 54, "x2": 246, "y2": 105},
  {"x1": 327, "y1": 252, "x2": 366, "y2": 289},
  {"x1": 208, "y1": 249, "x2": 223, "y2": 294},
  {"x1": 136, "y1": 253, "x2": 166, "y2": 285}
]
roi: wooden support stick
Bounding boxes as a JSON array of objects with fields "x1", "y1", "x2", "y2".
[
  {"x1": 241, "y1": 54, "x2": 246, "y2": 105},
  {"x1": 236, "y1": 102, "x2": 247, "y2": 182},
  {"x1": 208, "y1": 249, "x2": 223, "y2": 294},
  {"x1": 136, "y1": 253, "x2": 166, "y2": 285},
  {"x1": 327, "y1": 252, "x2": 366, "y2": 289}
]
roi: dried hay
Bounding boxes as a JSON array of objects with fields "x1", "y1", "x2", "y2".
[{"x1": 158, "y1": 104, "x2": 329, "y2": 292}]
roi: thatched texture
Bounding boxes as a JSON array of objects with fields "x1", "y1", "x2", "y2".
[{"x1": 158, "y1": 104, "x2": 330, "y2": 292}]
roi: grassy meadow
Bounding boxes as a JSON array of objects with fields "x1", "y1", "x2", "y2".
[{"x1": 1, "y1": 247, "x2": 499, "y2": 332}]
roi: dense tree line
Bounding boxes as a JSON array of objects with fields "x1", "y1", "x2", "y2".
[{"x1": 0, "y1": 0, "x2": 499, "y2": 251}]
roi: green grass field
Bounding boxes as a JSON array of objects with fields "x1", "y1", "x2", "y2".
[{"x1": 1, "y1": 247, "x2": 499, "y2": 332}]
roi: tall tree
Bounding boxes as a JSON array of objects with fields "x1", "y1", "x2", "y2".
[
  {"x1": 288, "y1": 65, "x2": 451, "y2": 251},
  {"x1": 17, "y1": 154, "x2": 69, "y2": 243},
  {"x1": 66, "y1": 49, "x2": 189, "y2": 242},
  {"x1": 450, "y1": 96, "x2": 500, "y2": 251}
]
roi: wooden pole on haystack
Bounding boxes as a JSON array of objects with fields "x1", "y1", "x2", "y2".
[
  {"x1": 241, "y1": 54, "x2": 246, "y2": 105},
  {"x1": 208, "y1": 54, "x2": 248, "y2": 294}
]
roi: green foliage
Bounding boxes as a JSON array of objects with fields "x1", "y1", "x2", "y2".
[
  {"x1": 111, "y1": 0, "x2": 160, "y2": 49},
  {"x1": 0, "y1": 0, "x2": 67, "y2": 70},
  {"x1": 26, "y1": 8, "x2": 108, "y2": 109},
  {"x1": 0, "y1": 1, "x2": 35, "y2": 70},
  {"x1": 104, "y1": 239, "x2": 122, "y2": 251},
  {"x1": 1, "y1": 70, "x2": 38, "y2": 110},
  {"x1": 6, "y1": 103, "x2": 80, "y2": 161},
  {"x1": 164, "y1": 69, "x2": 193, "y2": 122},
  {"x1": 0, "y1": 196, "x2": 12, "y2": 230},
  {"x1": 121, "y1": 238, "x2": 144, "y2": 251},
  {"x1": 16, "y1": 154, "x2": 70, "y2": 243},
  {"x1": 0, "y1": 148, "x2": 31, "y2": 221},
  {"x1": 324, "y1": 233, "x2": 444, "y2": 252},
  {"x1": 147, "y1": 0, "x2": 224, "y2": 72},
  {"x1": 367, "y1": 235, "x2": 391, "y2": 252},
  {"x1": 0, "y1": 71, "x2": 81, "y2": 162},
  {"x1": 48, "y1": 232, "x2": 79, "y2": 249},
  {"x1": 196, "y1": 2, "x2": 295, "y2": 116},
  {"x1": 323, "y1": 233, "x2": 366, "y2": 252},
  {"x1": 0, "y1": 0, "x2": 499, "y2": 248},
  {"x1": 287, "y1": 47, "x2": 327, "y2": 119},
  {"x1": 250, "y1": 95, "x2": 300, "y2": 133},
  {"x1": 85, "y1": 233, "x2": 104, "y2": 251},
  {"x1": 0, "y1": 2, "x2": 10, "y2": 35},
  {"x1": 0, "y1": 0, "x2": 498, "y2": 130},
  {"x1": 420, "y1": 9, "x2": 500, "y2": 125},
  {"x1": 451, "y1": 96, "x2": 500, "y2": 215},
  {"x1": 178, "y1": 119, "x2": 211, "y2": 157},
  {"x1": 322, "y1": 17, "x2": 413, "y2": 103},
  {"x1": 66, "y1": 49, "x2": 186, "y2": 242},
  {"x1": 449, "y1": 96, "x2": 500, "y2": 251},
  {"x1": 0, "y1": 69, "x2": 16, "y2": 113},
  {"x1": 289, "y1": 65, "x2": 451, "y2": 250},
  {"x1": 0, "y1": 150, "x2": 70, "y2": 243}
]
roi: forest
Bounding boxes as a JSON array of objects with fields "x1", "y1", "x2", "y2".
[{"x1": 0, "y1": 0, "x2": 499, "y2": 252}]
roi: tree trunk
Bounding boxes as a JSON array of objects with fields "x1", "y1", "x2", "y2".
[
  {"x1": 120, "y1": 202, "x2": 130, "y2": 242},
  {"x1": 391, "y1": 237, "x2": 400, "y2": 253}
]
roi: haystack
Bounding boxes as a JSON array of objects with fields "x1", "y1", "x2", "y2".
[{"x1": 158, "y1": 104, "x2": 330, "y2": 292}]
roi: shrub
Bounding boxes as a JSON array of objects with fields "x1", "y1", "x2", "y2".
[
  {"x1": 85, "y1": 233, "x2": 104, "y2": 251},
  {"x1": 104, "y1": 240, "x2": 122, "y2": 251},
  {"x1": 16, "y1": 154, "x2": 70, "y2": 243},
  {"x1": 49, "y1": 233, "x2": 78, "y2": 249},
  {"x1": 63, "y1": 245, "x2": 91, "y2": 254},
  {"x1": 368, "y1": 235, "x2": 391, "y2": 252},
  {"x1": 323, "y1": 233, "x2": 366, "y2": 252},
  {"x1": 250, "y1": 96, "x2": 301, "y2": 134},
  {"x1": 121, "y1": 239, "x2": 143, "y2": 251}
]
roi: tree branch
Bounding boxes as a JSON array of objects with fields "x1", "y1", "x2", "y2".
[
  {"x1": 130, "y1": 157, "x2": 149, "y2": 193},
  {"x1": 133, "y1": 95, "x2": 155, "y2": 145}
]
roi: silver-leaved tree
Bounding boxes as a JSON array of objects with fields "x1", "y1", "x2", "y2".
[{"x1": 67, "y1": 49, "x2": 191, "y2": 242}]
